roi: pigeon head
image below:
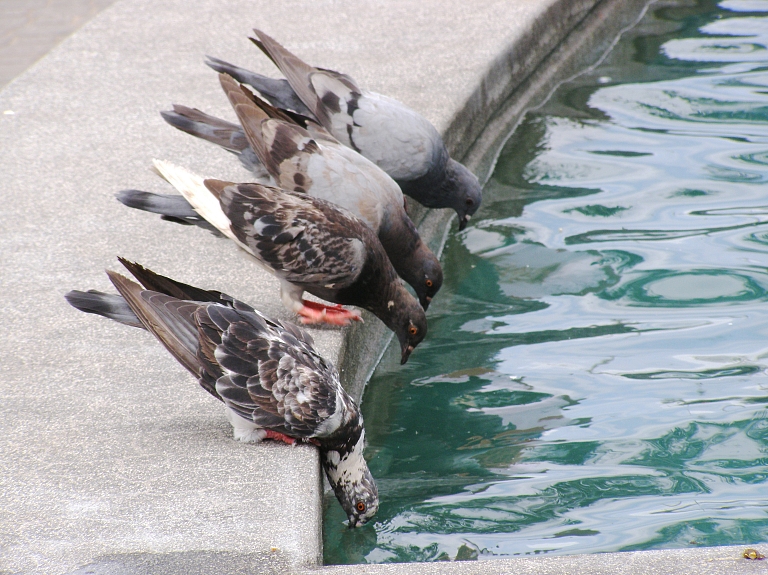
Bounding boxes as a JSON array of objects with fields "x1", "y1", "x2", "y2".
[
  {"x1": 415, "y1": 248, "x2": 443, "y2": 310},
  {"x1": 341, "y1": 465, "x2": 379, "y2": 528},
  {"x1": 388, "y1": 289, "x2": 428, "y2": 364},
  {"x1": 375, "y1": 201, "x2": 442, "y2": 311},
  {"x1": 397, "y1": 241, "x2": 443, "y2": 311},
  {"x1": 322, "y1": 427, "x2": 379, "y2": 528},
  {"x1": 444, "y1": 159, "x2": 482, "y2": 231}
]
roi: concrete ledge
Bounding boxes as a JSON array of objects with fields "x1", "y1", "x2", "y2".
[{"x1": 314, "y1": 545, "x2": 768, "y2": 575}]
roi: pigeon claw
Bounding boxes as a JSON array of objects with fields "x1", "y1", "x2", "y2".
[{"x1": 298, "y1": 300, "x2": 363, "y2": 326}]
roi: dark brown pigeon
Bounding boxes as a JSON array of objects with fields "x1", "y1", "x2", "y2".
[{"x1": 151, "y1": 159, "x2": 425, "y2": 363}]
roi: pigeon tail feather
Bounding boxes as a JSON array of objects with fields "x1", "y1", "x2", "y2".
[
  {"x1": 206, "y1": 55, "x2": 312, "y2": 117},
  {"x1": 151, "y1": 159, "x2": 235, "y2": 241},
  {"x1": 64, "y1": 289, "x2": 143, "y2": 328}
]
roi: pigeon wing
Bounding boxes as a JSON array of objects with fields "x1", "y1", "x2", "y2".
[
  {"x1": 252, "y1": 29, "x2": 362, "y2": 133},
  {"x1": 107, "y1": 271, "x2": 221, "y2": 399},
  {"x1": 219, "y1": 73, "x2": 321, "y2": 191},
  {"x1": 206, "y1": 180, "x2": 367, "y2": 289},
  {"x1": 201, "y1": 304, "x2": 348, "y2": 438}
]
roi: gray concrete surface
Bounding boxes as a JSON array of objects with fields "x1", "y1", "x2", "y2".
[
  {"x1": 317, "y1": 545, "x2": 768, "y2": 575},
  {"x1": 0, "y1": 0, "x2": 116, "y2": 89},
  {"x1": 3, "y1": 0, "x2": 765, "y2": 574}
]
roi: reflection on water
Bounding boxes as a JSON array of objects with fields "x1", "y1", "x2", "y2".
[{"x1": 325, "y1": 0, "x2": 768, "y2": 564}]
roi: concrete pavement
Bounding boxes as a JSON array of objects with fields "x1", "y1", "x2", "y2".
[{"x1": 0, "y1": 0, "x2": 116, "y2": 89}]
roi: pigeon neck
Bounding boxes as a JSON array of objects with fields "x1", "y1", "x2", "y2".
[
  {"x1": 319, "y1": 417, "x2": 364, "y2": 458},
  {"x1": 396, "y1": 144, "x2": 449, "y2": 206},
  {"x1": 320, "y1": 424, "x2": 377, "y2": 527},
  {"x1": 370, "y1": 279, "x2": 411, "y2": 331},
  {"x1": 320, "y1": 426, "x2": 367, "y2": 487},
  {"x1": 378, "y1": 211, "x2": 422, "y2": 285}
]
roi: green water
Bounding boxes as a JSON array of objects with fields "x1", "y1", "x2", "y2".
[{"x1": 325, "y1": 0, "x2": 768, "y2": 563}]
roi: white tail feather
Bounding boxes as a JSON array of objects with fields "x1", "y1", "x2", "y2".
[{"x1": 152, "y1": 159, "x2": 236, "y2": 241}]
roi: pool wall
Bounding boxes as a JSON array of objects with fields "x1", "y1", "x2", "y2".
[{"x1": 2, "y1": 0, "x2": 765, "y2": 573}]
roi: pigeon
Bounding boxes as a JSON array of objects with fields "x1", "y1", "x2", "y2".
[
  {"x1": 150, "y1": 158, "x2": 426, "y2": 363},
  {"x1": 205, "y1": 29, "x2": 483, "y2": 229},
  {"x1": 136, "y1": 73, "x2": 443, "y2": 310},
  {"x1": 65, "y1": 259, "x2": 378, "y2": 527}
]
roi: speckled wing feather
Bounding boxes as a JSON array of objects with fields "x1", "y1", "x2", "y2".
[
  {"x1": 219, "y1": 73, "x2": 319, "y2": 188},
  {"x1": 205, "y1": 179, "x2": 367, "y2": 290},
  {"x1": 196, "y1": 304, "x2": 350, "y2": 439},
  {"x1": 68, "y1": 262, "x2": 325, "y2": 401},
  {"x1": 119, "y1": 258, "x2": 318, "y2": 349},
  {"x1": 106, "y1": 270, "x2": 220, "y2": 397},
  {"x1": 251, "y1": 30, "x2": 362, "y2": 132}
]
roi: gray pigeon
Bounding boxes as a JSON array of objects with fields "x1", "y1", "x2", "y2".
[
  {"x1": 150, "y1": 159, "x2": 426, "y2": 363},
  {"x1": 205, "y1": 29, "x2": 482, "y2": 229},
  {"x1": 134, "y1": 74, "x2": 442, "y2": 310},
  {"x1": 222, "y1": 72, "x2": 441, "y2": 309},
  {"x1": 65, "y1": 259, "x2": 378, "y2": 527}
]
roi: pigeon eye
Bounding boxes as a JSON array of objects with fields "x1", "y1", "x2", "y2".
[
  {"x1": 356, "y1": 501, "x2": 366, "y2": 513},
  {"x1": 425, "y1": 279, "x2": 433, "y2": 288},
  {"x1": 408, "y1": 326, "x2": 418, "y2": 336},
  {"x1": 466, "y1": 198, "x2": 474, "y2": 206}
]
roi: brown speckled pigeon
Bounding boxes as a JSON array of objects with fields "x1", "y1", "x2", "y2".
[{"x1": 65, "y1": 259, "x2": 378, "y2": 526}]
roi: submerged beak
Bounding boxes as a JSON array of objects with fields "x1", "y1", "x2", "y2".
[
  {"x1": 348, "y1": 515, "x2": 358, "y2": 529},
  {"x1": 458, "y1": 214, "x2": 470, "y2": 231},
  {"x1": 400, "y1": 344, "x2": 415, "y2": 365}
]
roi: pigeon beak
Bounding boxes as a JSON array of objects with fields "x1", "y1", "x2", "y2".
[
  {"x1": 401, "y1": 345, "x2": 414, "y2": 364},
  {"x1": 458, "y1": 214, "x2": 470, "y2": 231},
  {"x1": 420, "y1": 295, "x2": 432, "y2": 311},
  {"x1": 348, "y1": 515, "x2": 358, "y2": 529}
]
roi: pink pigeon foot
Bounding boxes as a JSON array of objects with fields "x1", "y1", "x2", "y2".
[
  {"x1": 264, "y1": 429, "x2": 321, "y2": 447},
  {"x1": 297, "y1": 300, "x2": 363, "y2": 326},
  {"x1": 264, "y1": 429, "x2": 297, "y2": 445}
]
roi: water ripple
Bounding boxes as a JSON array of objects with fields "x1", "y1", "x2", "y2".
[
  {"x1": 565, "y1": 219, "x2": 768, "y2": 244},
  {"x1": 326, "y1": 2, "x2": 768, "y2": 564},
  {"x1": 601, "y1": 269, "x2": 768, "y2": 306}
]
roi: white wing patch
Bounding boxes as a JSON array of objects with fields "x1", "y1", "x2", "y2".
[{"x1": 152, "y1": 159, "x2": 237, "y2": 241}]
